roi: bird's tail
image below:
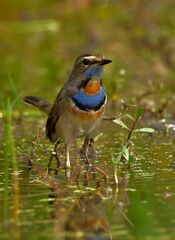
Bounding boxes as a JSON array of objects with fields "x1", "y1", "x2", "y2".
[{"x1": 22, "y1": 96, "x2": 52, "y2": 115}]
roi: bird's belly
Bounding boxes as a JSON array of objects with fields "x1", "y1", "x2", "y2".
[{"x1": 55, "y1": 106, "x2": 105, "y2": 144}]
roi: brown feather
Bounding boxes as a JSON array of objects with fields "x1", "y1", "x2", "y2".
[{"x1": 22, "y1": 96, "x2": 52, "y2": 115}]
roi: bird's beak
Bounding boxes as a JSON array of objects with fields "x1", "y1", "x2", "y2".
[{"x1": 100, "y1": 59, "x2": 112, "y2": 65}]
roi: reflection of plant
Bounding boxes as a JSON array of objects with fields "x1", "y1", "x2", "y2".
[{"x1": 110, "y1": 105, "x2": 155, "y2": 184}]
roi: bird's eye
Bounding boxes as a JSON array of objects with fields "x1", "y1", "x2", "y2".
[{"x1": 83, "y1": 59, "x2": 90, "y2": 66}]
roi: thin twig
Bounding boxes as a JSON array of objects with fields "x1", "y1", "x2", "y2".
[{"x1": 103, "y1": 101, "x2": 128, "y2": 121}]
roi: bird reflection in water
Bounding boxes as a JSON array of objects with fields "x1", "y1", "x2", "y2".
[{"x1": 47, "y1": 166, "x2": 112, "y2": 240}]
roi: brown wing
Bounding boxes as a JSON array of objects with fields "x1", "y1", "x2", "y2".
[
  {"x1": 46, "y1": 93, "x2": 63, "y2": 143},
  {"x1": 46, "y1": 82, "x2": 77, "y2": 142}
]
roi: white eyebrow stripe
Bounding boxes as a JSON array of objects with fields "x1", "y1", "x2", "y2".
[{"x1": 84, "y1": 56, "x2": 100, "y2": 60}]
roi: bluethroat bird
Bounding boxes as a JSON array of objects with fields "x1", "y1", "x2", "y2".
[{"x1": 22, "y1": 53, "x2": 112, "y2": 168}]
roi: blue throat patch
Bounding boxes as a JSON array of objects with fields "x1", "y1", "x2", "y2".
[
  {"x1": 83, "y1": 65, "x2": 104, "y2": 78},
  {"x1": 72, "y1": 85, "x2": 106, "y2": 111}
]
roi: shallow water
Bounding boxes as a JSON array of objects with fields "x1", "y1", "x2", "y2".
[{"x1": 0, "y1": 111, "x2": 175, "y2": 240}]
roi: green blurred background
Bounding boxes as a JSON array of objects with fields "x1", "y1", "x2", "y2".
[{"x1": 1, "y1": 0, "x2": 175, "y2": 109}]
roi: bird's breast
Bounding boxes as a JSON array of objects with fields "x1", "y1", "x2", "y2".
[
  {"x1": 82, "y1": 81, "x2": 101, "y2": 95},
  {"x1": 71, "y1": 84, "x2": 106, "y2": 112}
]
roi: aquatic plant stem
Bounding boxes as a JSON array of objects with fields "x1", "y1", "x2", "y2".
[
  {"x1": 114, "y1": 165, "x2": 118, "y2": 185},
  {"x1": 3, "y1": 101, "x2": 11, "y2": 221},
  {"x1": 126, "y1": 118, "x2": 138, "y2": 144},
  {"x1": 4, "y1": 99, "x2": 20, "y2": 237}
]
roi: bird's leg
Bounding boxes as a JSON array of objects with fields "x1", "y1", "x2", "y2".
[
  {"x1": 89, "y1": 137, "x2": 97, "y2": 154},
  {"x1": 47, "y1": 140, "x2": 60, "y2": 171},
  {"x1": 47, "y1": 153, "x2": 54, "y2": 172},
  {"x1": 65, "y1": 144, "x2": 71, "y2": 169},
  {"x1": 82, "y1": 136, "x2": 91, "y2": 166},
  {"x1": 54, "y1": 140, "x2": 62, "y2": 168}
]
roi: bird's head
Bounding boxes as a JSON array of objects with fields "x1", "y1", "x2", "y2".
[{"x1": 73, "y1": 53, "x2": 112, "y2": 79}]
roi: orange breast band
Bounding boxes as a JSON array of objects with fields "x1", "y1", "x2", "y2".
[
  {"x1": 68, "y1": 104, "x2": 106, "y2": 120},
  {"x1": 82, "y1": 81, "x2": 101, "y2": 95}
]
